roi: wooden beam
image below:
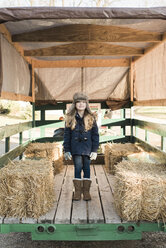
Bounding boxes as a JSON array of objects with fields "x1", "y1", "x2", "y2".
[
  {"x1": 133, "y1": 32, "x2": 166, "y2": 63},
  {"x1": 31, "y1": 60, "x2": 35, "y2": 102},
  {"x1": 0, "y1": 122, "x2": 32, "y2": 140},
  {"x1": 24, "y1": 43, "x2": 143, "y2": 57},
  {"x1": 130, "y1": 58, "x2": 134, "y2": 102},
  {"x1": 12, "y1": 24, "x2": 162, "y2": 43},
  {"x1": 0, "y1": 24, "x2": 32, "y2": 64},
  {"x1": 33, "y1": 58, "x2": 130, "y2": 68},
  {"x1": 0, "y1": 91, "x2": 33, "y2": 102},
  {"x1": 133, "y1": 99, "x2": 166, "y2": 106}
]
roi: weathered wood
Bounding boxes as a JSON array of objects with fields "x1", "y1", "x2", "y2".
[
  {"x1": 0, "y1": 122, "x2": 32, "y2": 140},
  {"x1": 31, "y1": 60, "x2": 35, "y2": 103},
  {"x1": 12, "y1": 24, "x2": 162, "y2": 43},
  {"x1": 3, "y1": 217, "x2": 20, "y2": 224},
  {"x1": 0, "y1": 91, "x2": 33, "y2": 102},
  {"x1": 54, "y1": 165, "x2": 74, "y2": 224},
  {"x1": 0, "y1": 142, "x2": 31, "y2": 168},
  {"x1": 0, "y1": 216, "x2": 4, "y2": 224},
  {"x1": 133, "y1": 99, "x2": 166, "y2": 106},
  {"x1": 38, "y1": 167, "x2": 67, "y2": 224},
  {"x1": 33, "y1": 58, "x2": 130, "y2": 68},
  {"x1": 88, "y1": 165, "x2": 104, "y2": 223},
  {"x1": 71, "y1": 199, "x2": 87, "y2": 224},
  {"x1": 94, "y1": 165, "x2": 121, "y2": 223},
  {"x1": 104, "y1": 171, "x2": 116, "y2": 195},
  {"x1": 133, "y1": 32, "x2": 166, "y2": 63},
  {"x1": 24, "y1": 43, "x2": 143, "y2": 57},
  {"x1": 134, "y1": 119, "x2": 166, "y2": 137},
  {"x1": 130, "y1": 58, "x2": 134, "y2": 102},
  {"x1": 21, "y1": 218, "x2": 37, "y2": 224}
]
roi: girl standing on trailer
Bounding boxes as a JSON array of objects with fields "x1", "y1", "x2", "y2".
[{"x1": 63, "y1": 92, "x2": 99, "y2": 201}]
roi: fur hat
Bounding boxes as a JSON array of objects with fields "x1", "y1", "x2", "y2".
[{"x1": 73, "y1": 92, "x2": 89, "y2": 103}]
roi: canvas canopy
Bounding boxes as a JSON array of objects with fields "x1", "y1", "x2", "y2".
[{"x1": 0, "y1": 7, "x2": 166, "y2": 109}]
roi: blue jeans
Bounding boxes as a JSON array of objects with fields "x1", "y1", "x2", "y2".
[{"x1": 72, "y1": 155, "x2": 91, "y2": 179}]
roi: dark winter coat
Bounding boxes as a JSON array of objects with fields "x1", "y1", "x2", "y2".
[{"x1": 63, "y1": 113, "x2": 99, "y2": 156}]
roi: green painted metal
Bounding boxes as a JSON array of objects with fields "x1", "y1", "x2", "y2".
[
  {"x1": 161, "y1": 136, "x2": 166, "y2": 152},
  {"x1": 35, "y1": 120, "x2": 65, "y2": 128},
  {"x1": 0, "y1": 222, "x2": 164, "y2": 241},
  {"x1": 99, "y1": 135, "x2": 128, "y2": 144},
  {"x1": 121, "y1": 109, "x2": 126, "y2": 136},
  {"x1": 34, "y1": 102, "x2": 131, "y2": 111},
  {"x1": 101, "y1": 118, "x2": 130, "y2": 127},
  {"x1": 32, "y1": 102, "x2": 35, "y2": 128},
  {"x1": 5, "y1": 137, "x2": 10, "y2": 153},
  {"x1": 41, "y1": 109, "x2": 45, "y2": 121},
  {"x1": 145, "y1": 130, "x2": 149, "y2": 143},
  {"x1": 19, "y1": 132, "x2": 23, "y2": 160}
]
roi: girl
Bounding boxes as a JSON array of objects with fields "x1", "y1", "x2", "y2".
[{"x1": 63, "y1": 92, "x2": 99, "y2": 201}]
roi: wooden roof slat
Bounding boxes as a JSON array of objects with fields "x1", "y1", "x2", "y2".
[
  {"x1": 12, "y1": 24, "x2": 162, "y2": 43},
  {"x1": 33, "y1": 58, "x2": 130, "y2": 68},
  {"x1": 24, "y1": 42, "x2": 143, "y2": 56}
]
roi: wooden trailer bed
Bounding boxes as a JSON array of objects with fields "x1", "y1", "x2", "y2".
[{"x1": 1, "y1": 164, "x2": 121, "y2": 225}]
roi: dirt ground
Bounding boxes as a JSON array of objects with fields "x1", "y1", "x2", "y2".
[{"x1": 0, "y1": 231, "x2": 166, "y2": 248}]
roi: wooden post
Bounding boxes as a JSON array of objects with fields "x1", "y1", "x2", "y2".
[
  {"x1": 31, "y1": 60, "x2": 35, "y2": 128},
  {"x1": 130, "y1": 58, "x2": 134, "y2": 143}
]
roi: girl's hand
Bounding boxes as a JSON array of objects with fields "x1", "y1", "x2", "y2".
[
  {"x1": 90, "y1": 152, "x2": 97, "y2": 160},
  {"x1": 64, "y1": 152, "x2": 72, "y2": 160}
]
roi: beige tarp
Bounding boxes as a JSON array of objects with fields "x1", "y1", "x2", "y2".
[
  {"x1": 0, "y1": 34, "x2": 31, "y2": 96},
  {"x1": 134, "y1": 41, "x2": 166, "y2": 101},
  {"x1": 35, "y1": 67, "x2": 129, "y2": 104}
]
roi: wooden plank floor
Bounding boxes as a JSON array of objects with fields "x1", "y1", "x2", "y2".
[{"x1": 1, "y1": 164, "x2": 121, "y2": 224}]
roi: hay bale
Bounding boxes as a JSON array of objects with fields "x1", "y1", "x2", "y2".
[
  {"x1": 24, "y1": 142, "x2": 64, "y2": 175},
  {"x1": 104, "y1": 143, "x2": 140, "y2": 174},
  {"x1": 0, "y1": 159, "x2": 55, "y2": 218},
  {"x1": 114, "y1": 160, "x2": 166, "y2": 222}
]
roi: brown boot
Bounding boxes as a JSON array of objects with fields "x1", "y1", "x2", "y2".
[
  {"x1": 83, "y1": 179, "x2": 92, "y2": 201},
  {"x1": 73, "y1": 179, "x2": 82, "y2": 201}
]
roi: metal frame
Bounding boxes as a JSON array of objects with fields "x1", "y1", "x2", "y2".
[
  {"x1": 0, "y1": 104, "x2": 166, "y2": 240},
  {"x1": 0, "y1": 222, "x2": 165, "y2": 241}
]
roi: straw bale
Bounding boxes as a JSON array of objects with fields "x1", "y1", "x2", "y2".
[
  {"x1": 0, "y1": 159, "x2": 55, "y2": 218},
  {"x1": 114, "y1": 160, "x2": 166, "y2": 222},
  {"x1": 104, "y1": 143, "x2": 140, "y2": 174},
  {"x1": 24, "y1": 142, "x2": 64, "y2": 175}
]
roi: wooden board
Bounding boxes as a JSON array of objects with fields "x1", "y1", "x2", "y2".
[
  {"x1": 38, "y1": 166, "x2": 67, "y2": 224},
  {"x1": 71, "y1": 199, "x2": 87, "y2": 224},
  {"x1": 24, "y1": 43, "x2": 143, "y2": 57},
  {"x1": 54, "y1": 165, "x2": 74, "y2": 224},
  {"x1": 88, "y1": 165, "x2": 104, "y2": 223},
  {"x1": 12, "y1": 24, "x2": 161, "y2": 43},
  {"x1": 94, "y1": 165, "x2": 121, "y2": 223}
]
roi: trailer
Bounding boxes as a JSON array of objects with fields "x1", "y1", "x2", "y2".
[{"x1": 0, "y1": 6, "x2": 166, "y2": 241}]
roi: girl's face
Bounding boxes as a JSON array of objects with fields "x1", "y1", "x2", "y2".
[{"x1": 76, "y1": 100, "x2": 86, "y2": 111}]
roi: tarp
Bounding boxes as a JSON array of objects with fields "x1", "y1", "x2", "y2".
[
  {"x1": 0, "y1": 34, "x2": 31, "y2": 96},
  {"x1": 1, "y1": 7, "x2": 166, "y2": 23},
  {"x1": 0, "y1": 7, "x2": 166, "y2": 108}
]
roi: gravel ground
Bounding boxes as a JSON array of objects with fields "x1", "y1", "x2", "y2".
[{"x1": 0, "y1": 232, "x2": 166, "y2": 248}]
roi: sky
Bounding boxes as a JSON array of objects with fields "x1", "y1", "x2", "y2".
[{"x1": 0, "y1": 0, "x2": 166, "y2": 7}]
